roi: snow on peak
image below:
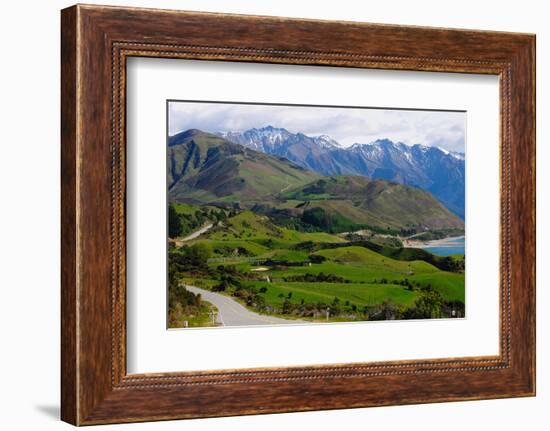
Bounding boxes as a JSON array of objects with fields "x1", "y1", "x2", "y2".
[
  {"x1": 450, "y1": 151, "x2": 465, "y2": 160},
  {"x1": 218, "y1": 126, "x2": 345, "y2": 151},
  {"x1": 436, "y1": 146, "x2": 465, "y2": 160},
  {"x1": 314, "y1": 134, "x2": 340, "y2": 148},
  {"x1": 350, "y1": 139, "x2": 400, "y2": 150}
]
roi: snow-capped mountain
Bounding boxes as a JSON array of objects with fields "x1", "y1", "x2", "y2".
[
  {"x1": 216, "y1": 127, "x2": 465, "y2": 219},
  {"x1": 334, "y1": 139, "x2": 465, "y2": 218},
  {"x1": 216, "y1": 126, "x2": 344, "y2": 175},
  {"x1": 218, "y1": 125, "x2": 340, "y2": 153},
  {"x1": 314, "y1": 134, "x2": 340, "y2": 149},
  {"x1": 218, "y1": 126, "x2": 292, "y2": 152}
]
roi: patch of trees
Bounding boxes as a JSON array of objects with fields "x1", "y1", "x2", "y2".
[
  {"x1": 373, "y1": 277, "x2": 415, "y2": 287},
  {"x1": 213, "y1": 245, "x2": 253, "y2": 257},
  {"x1": 169, "y1": 243, "x2": 212, "y2": 272},
  {"x1": 268, "y1": 214, "x2": 320, "y2": 232},
  {"x1": 308, "y1": 254, "x2": 327, "y2": 263},
  {"x1": 301, "y1": 207, "x2": 355, "y2": 233},
  {"x1": 298, "y1": 207, "x2": 403, "y2": 235},
  {"x1": 168, "y1": 281, "x2": 202, "y2": 312},
  {"x1": 260, "y1": 259, "x2": 310, "y2": 267},
  {"x1": 283, "y1": 272, "x2": 349, "y2": 283},
  {"x1": 301, "y1": 179, "x2": 329, "y2": 195},
  {"x1": 212, "y1": 265, "x2": 255, "y2": 291},
  {"x1": 270, "y1": 296, "x2": 348, "y2": 319},
  {"x1": 215, "y1": 284, "x2": 269, "y2": 312},
  {"x1": 167, "y1": 257, "x2": 206, "y2": 327},
  {"x1": 345, "y1": 232, "x2": 404, "y2": 248},
  {"x1": 249, "y1": 205, "x2": 318, "y2": 233},
  {"x1": 294, "y1": 241, "x2": 316, "y2": 251},
  {"x1": 401, "y1": 288, "x2": 445, "y2": 319},
  {"x1": 168, "y1": 203, "x2": 227, "y2": 238},
  {"x1": 366, "y1": 286, "x2": 465, "y2": 321},
  {"x1": 212, "y1": 274, "x2": 242, "y2": 292},
  {"x1": 441, "y1": 300, "x2": 465, "y2": 318}
]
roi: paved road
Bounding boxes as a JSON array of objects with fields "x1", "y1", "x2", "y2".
[
  {"x1": 185, "y1": 285, "x2": 306, "y2": 327},
  {"x1": 182, "y1": 224, "x2": 213, "y2": 241},
  {"x1": 174, "y1": 224, "x2": 214, "y2": 247}
]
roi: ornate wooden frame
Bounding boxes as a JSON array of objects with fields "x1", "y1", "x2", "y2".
[{"x1": 61, "y1": 4, "x2": 536, "y2": 425}]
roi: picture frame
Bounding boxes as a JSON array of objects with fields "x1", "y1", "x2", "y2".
[{"x1": 60, "y1": 4, "x2": 535, "y2": 425}]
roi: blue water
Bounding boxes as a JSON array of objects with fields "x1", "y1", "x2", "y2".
[{"x1": 422, "y1": 236, "x2": 465, "y2": 256}]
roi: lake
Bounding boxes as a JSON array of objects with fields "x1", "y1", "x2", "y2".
[{"x1": 421, "y1": 236, "x2": 465, "y2": 257}]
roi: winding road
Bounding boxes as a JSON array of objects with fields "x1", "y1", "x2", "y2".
[
  {"x1": 174, "y1": 224, "x2": 214, "y2": 247},
  {"x1": 182, "y1": 223, "x2": 213, "y2": 241},
  {"x1": 185, "y1": 285, "x2": 306, "y2": 327}
]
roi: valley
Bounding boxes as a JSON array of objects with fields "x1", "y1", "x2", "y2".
[{"x1": 167, "y1": 128, "x2": 465, "y2": 328}]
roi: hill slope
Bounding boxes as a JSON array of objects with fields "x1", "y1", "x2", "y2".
[
  {"x1": 284, "y1": 176, "x2": 464, "y2": 231},
  {"x1": 168, "y1": 129, "x2": 319, "y2": 204}
]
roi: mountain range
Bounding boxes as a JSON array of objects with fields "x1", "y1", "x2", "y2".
[
  {"x1": 168, "y1": 129, "x2": 463, "y2": 231},
  {"x1": 217, "y1": 126, "x2": 465, "y2": 218}
]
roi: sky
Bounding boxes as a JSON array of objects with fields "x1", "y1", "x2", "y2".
[{"x1": 168, "y1": 101, "x2": 466, "y2": 153}]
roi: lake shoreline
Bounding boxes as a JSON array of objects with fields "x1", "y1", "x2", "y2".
[{"x1": 403, "y1": 235, "x2": 465, "y2": 250}]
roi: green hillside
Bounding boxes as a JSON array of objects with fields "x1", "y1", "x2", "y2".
[
  {"x1": 187, "y1": 211, "x2": 344, "y2": 257},
  {"x1": 207, "y1": 211, "x2": 344, "y2": 243},
  {"x1": 168, "y1": 129, "x2": 319, "y2": 205},
  {"x1": 170, "y1": 209, "x2": 465, "y2": 326},
  {"x1": 284, "y1": 176, "x2": 464, "y2": 231}
]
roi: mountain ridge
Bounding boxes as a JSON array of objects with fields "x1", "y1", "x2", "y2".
[
  {"x1": 168, "y1": 129, "x2": 319, "y2": 205},
  {"x1": 168, "y1": 129, "x2": 464, "y2": 232},
  {"x1": 207, "y1": 126, "x2": 465, "y2": 218}
]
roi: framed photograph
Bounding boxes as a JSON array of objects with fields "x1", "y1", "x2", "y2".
[
  {"x1": 164, "y1": 100, "x2": 467, "y2": 330},
  {"x1": 61, "y1": 4, "x2": 536, "y2": 425}
]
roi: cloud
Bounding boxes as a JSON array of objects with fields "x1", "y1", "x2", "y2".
[{"x1": 168, "y1": 101, "x2": 466, "y2": 153}]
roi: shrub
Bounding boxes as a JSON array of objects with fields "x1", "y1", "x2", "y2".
[{"x1": 308, "y1": 254, "x2": 326, "y2": 263}]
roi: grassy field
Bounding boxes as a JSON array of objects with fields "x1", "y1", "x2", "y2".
[
  {"x1": 246, "y1": 281, "x2": 420, "y2": 309},
  {"x1": 189, "y1": 210, "x2": 344, "y2": 257},
  {"x1": 206, "y1": 211, "x2": 344, "y2": 243},
  {"x1": 171, "y1": 202, "x2": 200, "y2": 216},
  {"x1": 170, "y1": 209, "x2": 465, "y2": 324},
  {"x1": 211, "y1": 246, "x2": 463, "y2": 304}
]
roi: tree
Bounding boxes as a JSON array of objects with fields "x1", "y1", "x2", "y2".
[
  {"x1": 302, "y1": 207, "x2": 333, "y2": 231},
  {"x1": 308, "y1": 254, "x2": 326, "y2": 264},
  {"x1": 169, "y1": 242, "x2": 212, "y2": 271},
  {"x1": 212, "y1": 279, "x2": 229, "y2": 292},
  {"x1": 404, "y1": 290, "x2": 444, "y2": 319},
  {"x1": 168, "y1": 204, "x2": 183, "y2": 238},
  {"x1": 188, "y1": 243, "x2": 212, "y2": 266}
]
